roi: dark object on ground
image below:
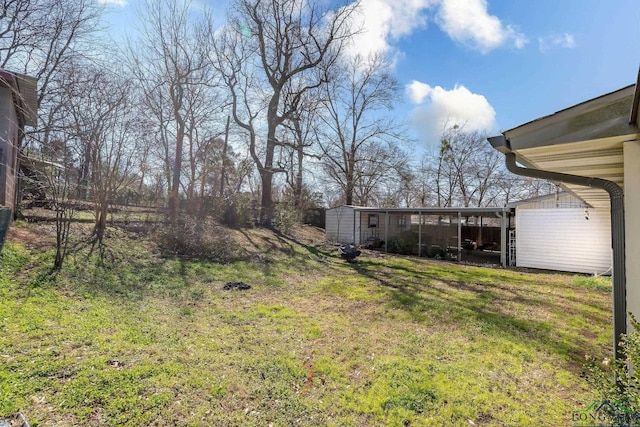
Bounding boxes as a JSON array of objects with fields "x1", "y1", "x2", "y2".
[
  {"x1": 339, "y1": 244, "x2": 361, "y2": 262},
  {"x1": 0, "y1": 412, "x2": 30, "y2": 427},
  {"x1": 222, "y1": 281, "x2": 251, "y2": 291}
]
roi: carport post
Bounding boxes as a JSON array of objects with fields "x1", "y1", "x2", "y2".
[
  {"x1": 457, "y1": 212, "x2": 462, "y2": 262},
  {"x1": 384, "y1": 210, "x2": 389, "y2": 253},
  {"x1": 418, "y1": 212, "x2": 422, "y2": 256},
  {"x1": 500, "y1": 212, "x2": 507, "y2": 267},
  {"x1": 353, "y1": 209, "x2": 357, "y2": 245}
]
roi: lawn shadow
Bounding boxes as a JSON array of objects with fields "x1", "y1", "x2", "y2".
[
  {"x1": 60, "y1": 237, "x2": 199, "y2": 302},
  {"x1": 346, "y1": 256, "x2": 611, "y2": 366}
]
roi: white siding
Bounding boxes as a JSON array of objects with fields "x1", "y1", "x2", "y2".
[
  {"x1": 516, "y1": 193, "x2": 586, "y2": 210},
  {"x1": 516, "y1": 208, "x2": 612, "y2": 274},
  {"x1": 624, "y1": 139, "x2": 640, "y2": 325},
  {"x1": 325, "y1": 206, "x2": 357, "y2": 244}
]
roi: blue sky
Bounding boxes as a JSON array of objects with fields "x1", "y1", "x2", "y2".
[{"x1": 100, "y1": 0, "x2": 640, "y2": 147}]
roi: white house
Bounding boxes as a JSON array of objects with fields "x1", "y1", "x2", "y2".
[{"x1": 509, "y1": 192, "x2": 611, "y2": 274}]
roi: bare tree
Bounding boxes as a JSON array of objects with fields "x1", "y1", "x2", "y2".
[
  {"x1": 128, "y1": 0, "x2": 213, "y2": 221},
  {"x1": 211, "y1": 0, "x2": 358, "y2": 225},
  {"x1": 420, "y1": 124, "x2": 548, "y2": 208},
  {"x1": 276, "y1": 85, "x2": 325, "y2": 216},
  {"x1": 61, "y1": 64, "x2": 139, "y2": 245},
  {"x1": 318, "y1": 53, "x2": 408, "y2": 206}
]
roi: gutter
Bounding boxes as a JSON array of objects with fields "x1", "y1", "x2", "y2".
[
  {"x1": 630, "y1": 66, "x2": 640, "y2": 126},
  {"x1": 488, "y1": 135, "x2": 627, "y2": 360}
]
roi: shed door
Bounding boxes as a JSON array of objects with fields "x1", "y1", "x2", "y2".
[{"x1": 516, "y1": 208, "x2": 611, "y2": 274}]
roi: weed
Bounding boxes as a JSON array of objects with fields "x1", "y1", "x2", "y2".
[{"x1": 573, "y1": 275, "x2": 612, "y2": 292}]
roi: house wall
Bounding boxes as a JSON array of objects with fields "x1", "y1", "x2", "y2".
[
  {"x1": 325, "y1": 206, "x2": 356, "y2": 244},
  {"x1": 0, "y1": 87, "x2": 18, "y2": 211},
  {"x1": 624, "y1": 140, "x2": 640, "y2": 323},
  {"x1": 516, "y1": 207, "x2": 611, "y2": 274}
]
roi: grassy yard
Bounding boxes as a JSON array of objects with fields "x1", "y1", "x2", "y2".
[{"x1": 0, "y1": 222, "x2": 612, "y2": 426}]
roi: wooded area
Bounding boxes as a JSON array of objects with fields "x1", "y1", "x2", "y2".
[{"x1": 3, "y1": 0, "x2": 555, "y2": 269}]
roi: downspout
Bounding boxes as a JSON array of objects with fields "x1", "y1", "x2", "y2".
[{"x1": 490, "y1": 137, "x2": 626, "y2": 360}]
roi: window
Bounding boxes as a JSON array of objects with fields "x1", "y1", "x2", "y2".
[
  {"x1": 368, "y1": 214, "x2": 378, "y2": 228},
  {"x1": 398, "y1": 215, "x2": 407, "y2": 228}
]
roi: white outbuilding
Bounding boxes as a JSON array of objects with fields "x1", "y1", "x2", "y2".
[{"x1": 509, "y1": 192, "x2": 612, "y2": 274}]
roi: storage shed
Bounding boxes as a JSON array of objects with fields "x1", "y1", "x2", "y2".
[
  {"x1": 325, "y1": 206, "x2": 359, "y2": 244},
  {"x1": 509, "y1": 192, "x2": 612, "y2": 274}
]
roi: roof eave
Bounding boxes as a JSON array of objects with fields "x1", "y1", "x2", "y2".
[
  {"x1": 502, "y1": 84, "x2": 637, "y2": 152},
  {"x1": 630, "y1": 66, "x2": 640, "y2": 126}
]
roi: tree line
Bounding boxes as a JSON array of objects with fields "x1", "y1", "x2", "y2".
[{"x1": 3, "y1": 0, "x2": 554, "y2": 261}]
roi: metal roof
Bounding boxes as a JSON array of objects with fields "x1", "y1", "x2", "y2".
[{"x1": 327, "y1": 205, "x2": 511, "y2": 215}]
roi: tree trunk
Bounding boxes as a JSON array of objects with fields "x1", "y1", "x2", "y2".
[
  {"x1": 219, "y1": 115, "x2": 230, "y2": 198},
  {"x1": 295, "y1": 143, "x2": 303, "y2": 208},
  {"x1": 293, "y1": 118, "x2": 304, "y2": 210},
  {"x1": 78, "y1": 144, "x2": 91, "y2": 200},
  {"x1": 345, "y1": 149, "x2": 355, "y2": 205},
  {"x1": 260, "y1": 97, "x2": 279, "y2": 226},
  {"x1": 260, "y1": 170, "x2": 274, "y2": 226},
  {"x1": 94, "y1": 201, "x2": 108, "y2": 243},
  {"x1": 169, "y1": 87, "x2": 185, "y2": 222}
]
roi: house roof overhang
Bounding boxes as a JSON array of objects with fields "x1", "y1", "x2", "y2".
[
  {"x1": 489, "y1": 78, "x2": 640, "y2": 209},
  {"x1": 0, "y1": 70, "x2": 38, "y2": 128}
]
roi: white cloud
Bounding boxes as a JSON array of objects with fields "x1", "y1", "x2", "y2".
[
  {"x1": 407, "y1": 81, "x2": 497, "y2": 143},
  {"x1": 344, "y1": 0, "x2": 434, "y2": 59},
  {"x1": 435, "y1": 0, "x2": 527, "y2": 53},
  {"x1": 98, "y1": 0, "x2": 127, "y2": 6},
  {"x1": 406, "y1": 80, "x2": 433, "y2": 104},
  {"x1": 342, "y1": 0, "x2": 528, "y2": 60},
  {"x1": 538, "y1": 33, "x2": 576, "y2": 53}
]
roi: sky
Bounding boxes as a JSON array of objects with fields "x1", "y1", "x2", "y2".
[{"x1": 100, "y1": 0, "x2": 640, "y2": 148}]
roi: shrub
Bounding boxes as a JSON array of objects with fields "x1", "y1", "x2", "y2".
[
  {"x1": 583, "y1": 313, "x2": 640, "y2": 422},
  {"x1": 271, "y1": 203, "x2": 301, "y2": 234},
  {"x1": 220, "y1": 194, "x2": 256, "y2": 228},
  {"x1": 427, "y1": 245, "x2": 445, "y2": 259},
  {"x1": 386, "y1": 232, "x2": 419, "y2": 256},
  {"x1": 156, "y1": 217, "x2": 243, "y2": 262}
]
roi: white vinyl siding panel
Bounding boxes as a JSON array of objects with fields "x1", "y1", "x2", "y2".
[
  {"x1": 325, "y1": 206, "x2": 357, "y2": 244},
  {"x1": 516, "y1": 208, "x2": 611, "y2": 274}
]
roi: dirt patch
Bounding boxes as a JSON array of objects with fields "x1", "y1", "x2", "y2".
[{"x1": 7, "y1": 224, "x2": 56, "y2": 250}]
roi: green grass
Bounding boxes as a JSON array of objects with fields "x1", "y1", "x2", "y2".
[{"x1": 0, "y1": 223, "x2": 612, "y2": 426}]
